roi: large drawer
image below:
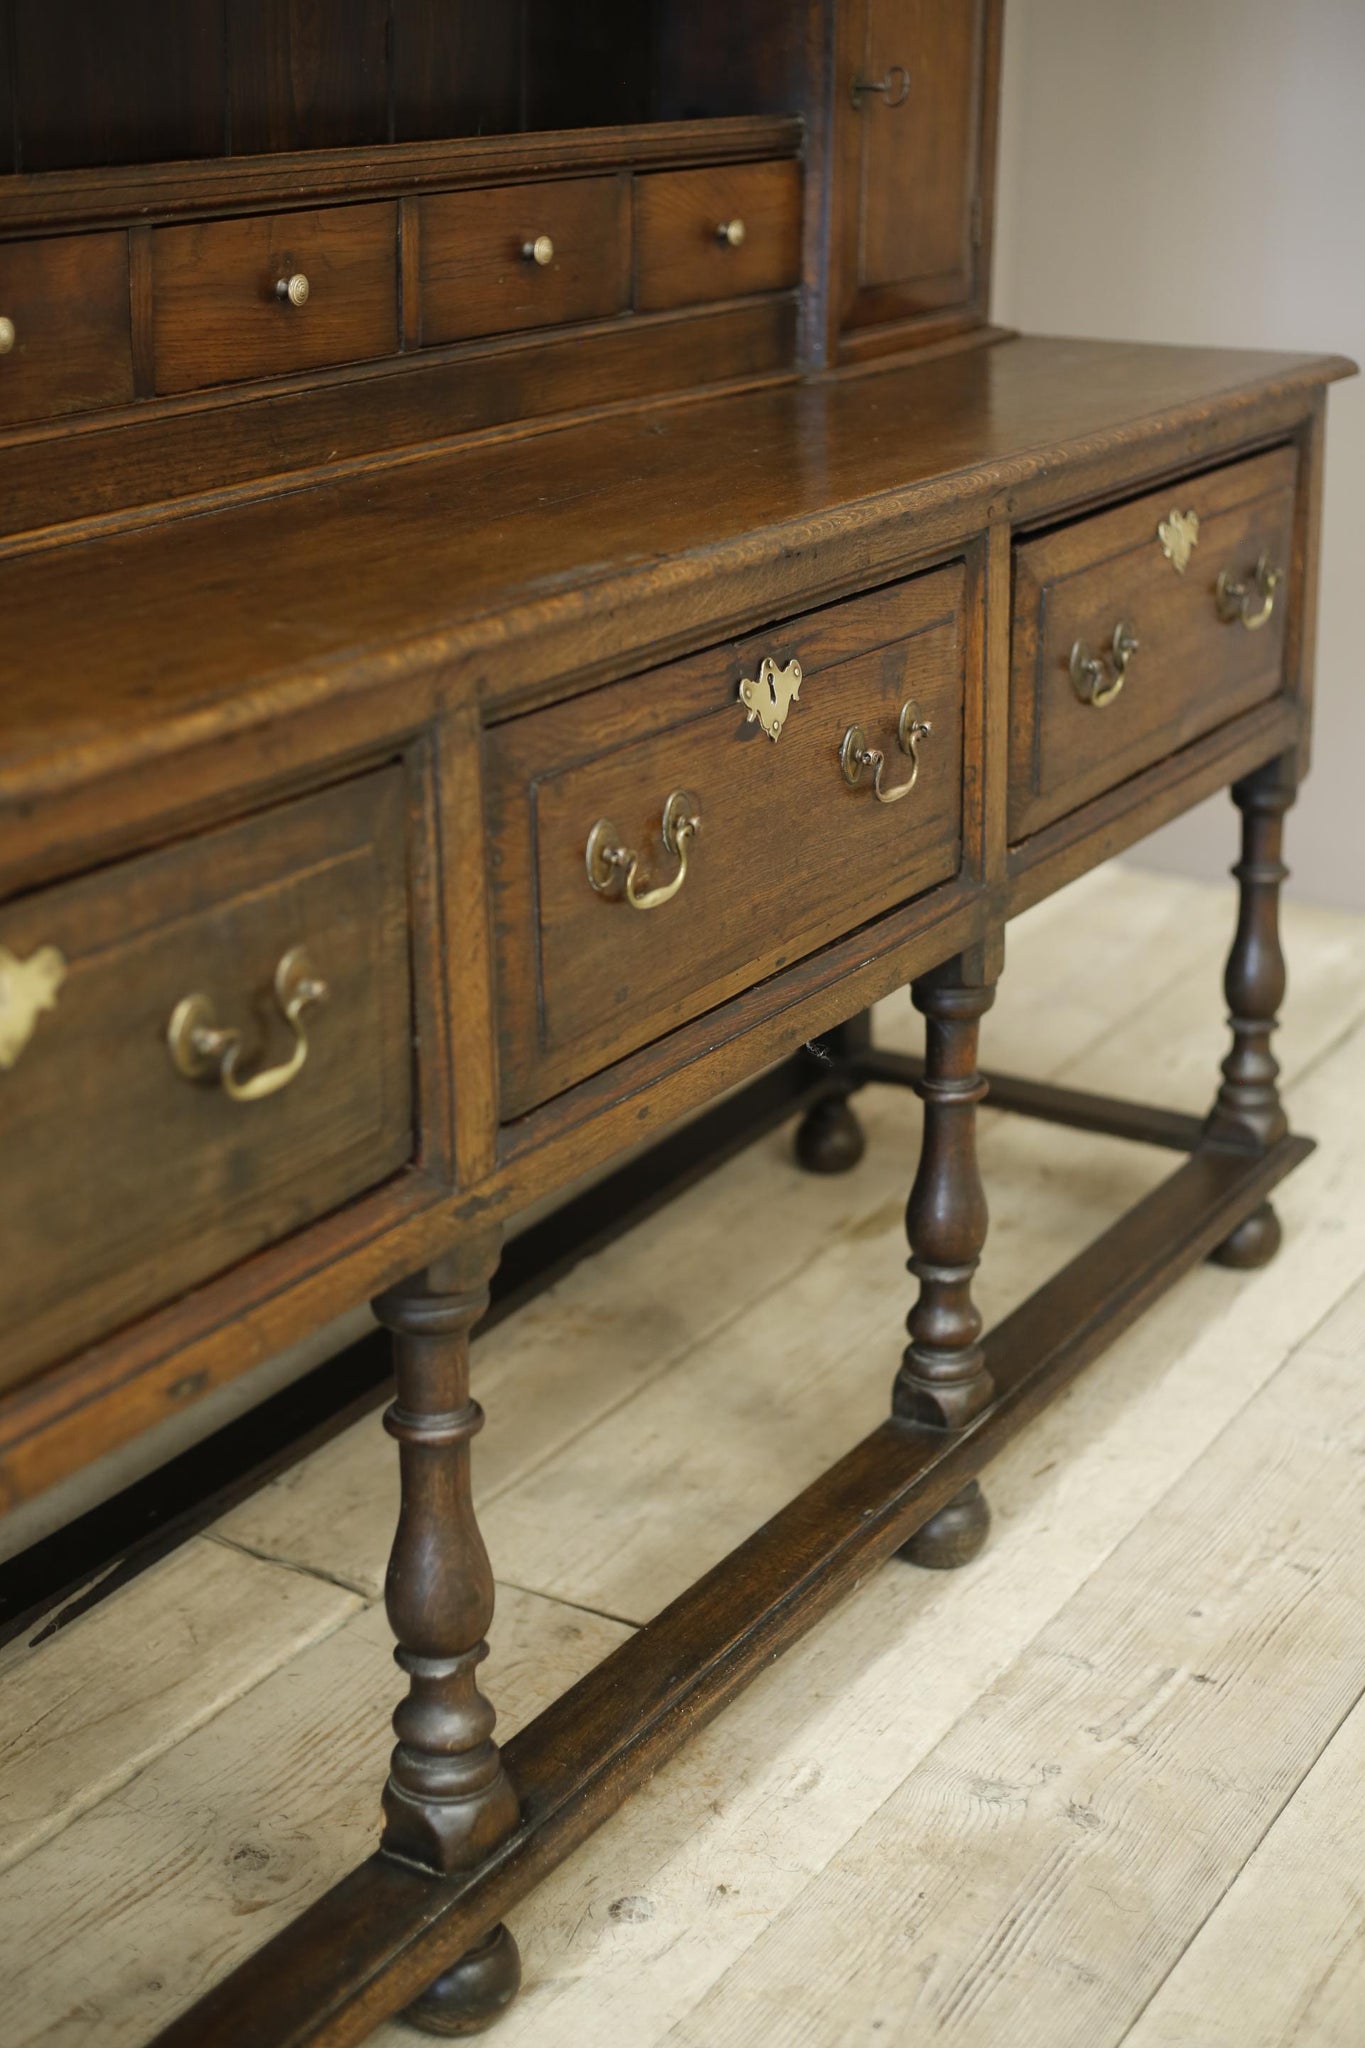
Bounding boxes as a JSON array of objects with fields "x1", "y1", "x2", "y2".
[
  {"x1": 0, "y1": 233, "x2": 135, "y2": 427},
  {"x1": 488, "y1": 568, "x2": 966, "y2": 1117},
  {"x1": 151, "y1": 202, "x2": 399, "y2": 395},
  {"x1": 0, "y1": 770, "x2": 413, "y2": 1388},
  {"x1": 1009, "y1": 447, "x2": 1297, "y2": 839}
]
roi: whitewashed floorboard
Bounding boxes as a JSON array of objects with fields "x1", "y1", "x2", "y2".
[
  {"x1": 666, "y1": 1333, "x2": 1365, "y2": 2048},
  {"x1": 0, "y1": 1538, "x2": 360, "y2": 1876},
  {"x1": 0, "y1": 1586, "x2": 629, "y2": 2048}
]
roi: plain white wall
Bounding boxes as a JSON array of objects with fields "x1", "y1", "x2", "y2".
[{"x1": 993, "y1": 0, "x2": 1365, "y2": 909}]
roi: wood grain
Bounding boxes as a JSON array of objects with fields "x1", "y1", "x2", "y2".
[
  {"x1": 0, "y1": 1589, "x2": 631, "y2": 2048},
  {"x1": 417, "y1": 177, "x2": 630, "y2": 346},
  {"x1": 1010, "y1": 446, "x2": 1299, "y2": 839},
  {"x1": 0, "y1": 232, "x2": 134, "y2": 427},
  {"x1": 226, "y1": 0, "x2": 390, "y2": 157},
  {"x1": 488, "y1": 566, "x2": 967, "y2": 1115},
  {"x1": 667, "y1": 1337, "x2": 1365, "y2": 2048},
  {"x1": 151, "y1": 202, "x2": 399, "y2": 396},
  {"x1": 634, "y1": 160, "x2": 802, "y2": 312},
  {"x1": 0, "y1": 770, "x2": 413, "y2": 1388},
  {"x1": 0, "y1": 1535, "x2": 361, "y2": 1874}
]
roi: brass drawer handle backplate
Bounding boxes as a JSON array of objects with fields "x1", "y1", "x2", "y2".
[
  {"x1": 586, "y1": 790, "x2": 700, "y2": 911},
  {"x1": 839, "y1": 699, "x2": 931, "y2": 804},
  {"x1": 1217, "y1": 552, "x2": 1281, "y2": 631},
  {"x1": 1070, "y1": 620, "x2": 1139, "y2": 708},
  {"x1": 168, "y1": 946, "x2": 328, "y2": 1103},
  {"x1": 0, "y1": 944, "x2": 66, "y2": 1071}
]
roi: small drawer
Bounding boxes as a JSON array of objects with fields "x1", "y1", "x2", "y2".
[
  {"x1": 0, "y1": 233, "x2": 134, "y2": 427},
  {"x1": 0, "y1": 771, "x2": 413, "y2": 1388},
  {"x1": 151, "y1": 202, "x2": 398, "y2": 395},
  {"x1": 634, "y1": 160, "x2": 802, "y2": 313},
  {"x1": 488, "y1": 567, "x2": 966, "y2": 1117},
  {"x1": 417, "y1": 177, "x2": 630, "y2": 346},
  {"x1": 1009, "y1": 448, "x2": 1299, "y2": 840}
]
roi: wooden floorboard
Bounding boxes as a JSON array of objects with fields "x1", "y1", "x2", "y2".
[
  {"x1": 664, "y1": 1327, "x2": 1365, "y2": 2048},
  {"x1": 2, "y1": 865, "x2": 1365, "y2": 2047}
]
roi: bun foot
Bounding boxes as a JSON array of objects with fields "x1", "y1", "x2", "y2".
[
  {"x1": 1209, "y1": 1200, "x2": 1282, "y2": 1270},
  {"x1": 404, "y1": 1924, "x2": 521, "y2": 2037},
  {"x1": 795, "y1": 1095, "x2": 866, "y2": 1175},
  {"x1": 897, "y1": 1480, "x2": 991, "y2": 1570}
]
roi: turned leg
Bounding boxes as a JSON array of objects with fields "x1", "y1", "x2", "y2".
[
  {"x1": 373, "y1": 1234, "x2": 522, "y2": 2037},
  {"x1": 1205, "y1": 766, "x2": 1294, "y2": 1270},
  {"x1": 795, "y1": 1012, "x2": 871, "y2": 1174},
  {"x1": 893, "y1": 961, "x2": 996, "y2": 1569}
]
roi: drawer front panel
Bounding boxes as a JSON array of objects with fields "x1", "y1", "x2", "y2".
[
  {"x1": 489, "y1": 568, "x2": 966, "y2": 1118},
  {"x1": 0, "y1": 233, "x2": 134, "y2": 427},
  {"x1": 0, "y1": 770, "x2": 413, "y2": 1388},
  {"x1": 418, "y1": 176, "x2": 630, "y2": 345},
  {"x1": 151, "y1": 202, "x2": 398, "y2": 395},
  {"x1": 635, "y1": 160, "x2": 802, "y2": 313},
  {"x1": 1010, "y1": 448, "x2": 1298, "y2": 840}
]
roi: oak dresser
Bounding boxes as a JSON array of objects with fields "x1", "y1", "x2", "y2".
[{"x1": 0, "y1": 4, "x2": 1352, "y2": 2041}]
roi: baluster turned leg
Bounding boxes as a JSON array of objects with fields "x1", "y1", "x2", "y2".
[
  {"x1": 892, "y1": 960, "x2": 996, "y2": 1569},
  {"x1": 372, "y1": 1233, "x2": 522, "y2": 2037},
  {"x1": 795, "y1": 1011, "x2": 872, "y2": 1174},
  {"x1": 1205, "y1": 765, "x2": 1294, "y2": 1269}
]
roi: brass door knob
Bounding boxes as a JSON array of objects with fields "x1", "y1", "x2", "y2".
[
  {"x1": 716, "y1": 219, "x2": 747, "y2": 248},
  {"x1": 275, "y1": 273, "x2": 310, "y2": 308},
  {"x1": 522, "y1": 235, "x2": 555, "y2": 266},
  {"x1": 0, "y1": 316, "x2": 14, "y2": 355}
]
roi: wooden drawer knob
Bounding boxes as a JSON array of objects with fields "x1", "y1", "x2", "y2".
[
  {"x1": 522, "y1": 235, "x2": 555, "y2": 267},
  {"x1": 275, "y1": 272, "x2": 310, "y2": 308},
  {"x1": 168, "y1": 946, "x2": 328, "y2": 1103},
  {"x1": 0, "y1": 316, "x2": 14, "y2": 355},
  {"x1": 716, "y1": 219, "x2": 747, "y2": 248}
]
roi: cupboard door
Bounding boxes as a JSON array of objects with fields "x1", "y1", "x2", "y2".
[{"x1": 832, "y1": 0, "x2": 1000, "y2": 357}]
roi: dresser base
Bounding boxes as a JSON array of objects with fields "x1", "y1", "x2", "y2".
[{"x1": 154, "y1": 1089, "x2": 1311, "y2": 2048}]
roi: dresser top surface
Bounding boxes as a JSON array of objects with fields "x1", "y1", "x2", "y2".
[{"x1": 0, "y1": 333, "x2": 1351, "y2": 827}]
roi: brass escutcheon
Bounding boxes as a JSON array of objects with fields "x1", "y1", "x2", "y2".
[
  {"x1": 0, "y1": 943, "x2": 66, "y2": 1071},
  {"x1": 1157, "y1": 507, "x2": 1200, "y2": 574},
  {"x1": 168, "y1": 946, "x2": 328, "y2": 1103},
  {"x1": 737, "y1": 656, "x2": 803, "y2": 742}
]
